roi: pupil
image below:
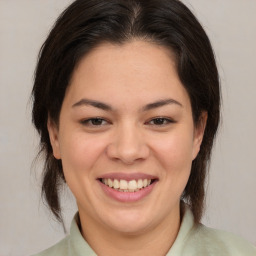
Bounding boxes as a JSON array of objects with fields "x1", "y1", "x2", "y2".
[
  {"x1": 92, "y1": 119, "x2": 102, "y2": 125},
  {"x1": 155, "y1": 118, "x2": 164, "y2": 125}
]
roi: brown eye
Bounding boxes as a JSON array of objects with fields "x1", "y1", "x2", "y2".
[
  {"x1": 81, "y1": 118, "x2": 108, "y2": 126},
  {"x1": 148, "y1": 118, "x2": 174, "y2": 126}
]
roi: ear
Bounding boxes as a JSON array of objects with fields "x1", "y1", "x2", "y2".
[
  {"x1": 192, "y1": 111, "x2": 208, "y2": 160},
  {"x1": 47, "y1": 117, "x2": 61, "y2": 159}
]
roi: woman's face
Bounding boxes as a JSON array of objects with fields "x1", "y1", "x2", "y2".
[{"x1": 48, "y1": 40, "x2": 205, "y2": 235}]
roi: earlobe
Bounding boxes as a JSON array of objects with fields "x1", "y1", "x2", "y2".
[
  {"x1": 47, "y1": 118, "x2": 61, "y2": 159},
  {"x1": 192, "y1": 111, "x2": 208, "y2": 160}
]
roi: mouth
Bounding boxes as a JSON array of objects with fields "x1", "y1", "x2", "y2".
[
  {"x1": 97, "y1": 174, "x2": 158, "y2": 202},
  {"x1": 99, "y1": 178, "x2": 157, "y2": 192}
]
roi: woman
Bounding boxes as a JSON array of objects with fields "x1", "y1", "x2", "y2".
[{"x1": 31, "y1": 0, "x2": 256, "y2": 255}]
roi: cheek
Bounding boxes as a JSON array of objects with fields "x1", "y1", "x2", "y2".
[
  {"x1": 59, "y1": 132, "x2": 107, "y2": 178},
  {"x1": 151, "y1": 129, "x2": 194, "y2": 174},
  {"x1": 149, "y1": 129, "x2": 195, "y2": 209}
]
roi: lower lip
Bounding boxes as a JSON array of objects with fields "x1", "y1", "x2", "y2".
[{"x1": 98, "y1": 180, "x2": 157, "y2": 202}]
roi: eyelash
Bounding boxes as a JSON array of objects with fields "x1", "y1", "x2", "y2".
[
  {"x1": 146, "y1": 117, "x2": 175, "y2": 126},
  {"x1": 80, "y1": 117, "x2": 175, "y2": 127},
  {"x1": 80, "y1": 117, "x2": 110, "y2": 126}
]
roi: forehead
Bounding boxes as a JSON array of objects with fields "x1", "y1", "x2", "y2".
[
  {"x1": 65, "y1": 40, "x2": 190, "y2": 109},
  {"x1": 71, "y1": 40, "x2": 176, "y2": 83}
]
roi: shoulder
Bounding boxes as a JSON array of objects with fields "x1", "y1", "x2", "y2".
[
  {"x1": 31, "y1": 212, "x2": 97, "y2": 256},
  {"x1": 184, "y1": 223, "x2": 256, "y2": 256},
  {"x1": 168, "y1": 205, "x2": 256, "y2": 256},
  {"x1": 31, "y1": 236, "x2": 70, "y2": 256}
]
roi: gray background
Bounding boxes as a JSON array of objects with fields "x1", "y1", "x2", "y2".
[{"x1": 0, "y1": 0, "x2": 255, "y2": 255}]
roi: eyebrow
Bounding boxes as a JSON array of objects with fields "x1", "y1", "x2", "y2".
[
  {"x1": 142, "y1": 98, "x2": 183, "y2": 111},
  {"x1": 72, "y1": 98, "x2": 183, "y2": 111},
  {"x1": 72, "y1": 98, "x2": 113, "y2": 111}
]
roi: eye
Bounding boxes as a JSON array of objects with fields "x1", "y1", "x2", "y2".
[
  {"x1": 80, "y1": 118, "x2": 109, "y2": 126},
  {"x1": 147, "y1": 117, "x2": 174, "y2": 126}
]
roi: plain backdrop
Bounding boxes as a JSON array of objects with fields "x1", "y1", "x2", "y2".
[{"x1": 0, "y1": 0, "x2": 255, "y2": 255}]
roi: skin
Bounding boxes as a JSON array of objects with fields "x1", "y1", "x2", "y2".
[{"x1": 48, "y1": 40, "x2": 207, "y2": 256}]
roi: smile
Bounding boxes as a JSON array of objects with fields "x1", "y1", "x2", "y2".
[
  {"x1": 100, "y1": 178, "x2": 153, "y2": 192},
  {"x1": 98, "y1": 174, "x2": 158, "y2": 202}
]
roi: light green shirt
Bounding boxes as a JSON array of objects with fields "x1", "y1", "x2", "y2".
[{"x1": 32, "y1": 208, "x2": 256, "y2": 256}]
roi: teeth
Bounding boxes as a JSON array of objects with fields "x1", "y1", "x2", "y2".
[
  {"x1": 120, "y1": 180, "x2": 128, "y2": 189},
  {"x1": 102, "y1": 178, "x2": 152, "y2": 192},
  {"x1": 108, "y1": 178, "x2": 113, "y2": 187},
  {"x1": 113, "y1": 179, "x2": 119, "y2": 189},
  {"x1": 137, "y1": 179, "x2": 143, "y2": 189},
  {"x1": 128, "y1": 180, "x2": 137, "y2": 190}
]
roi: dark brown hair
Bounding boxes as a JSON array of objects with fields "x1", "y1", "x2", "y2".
[{"x1": 32, "y1": 0, "x2": 220, "y2": 224}]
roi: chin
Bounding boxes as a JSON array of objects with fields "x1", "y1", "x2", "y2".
[{"x1": 101, "y1": 209, "x2": 154, "y2": 235}]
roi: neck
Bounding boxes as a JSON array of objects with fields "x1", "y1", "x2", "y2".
[{"x1": 78, "y1": 205, "x2": 181, "y2": 256}]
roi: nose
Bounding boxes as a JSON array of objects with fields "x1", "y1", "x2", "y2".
[{"x1": 106, "y1": 123, "x2": 150, "y2": 164}]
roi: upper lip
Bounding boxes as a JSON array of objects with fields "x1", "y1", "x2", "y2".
[{"x1": 98, "y1": 172, "x2": 158, "y2": 181}]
